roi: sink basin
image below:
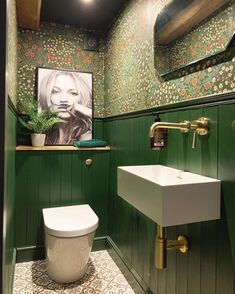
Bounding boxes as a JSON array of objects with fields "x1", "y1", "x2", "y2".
[{"x1": 117, "y1": 165, "x2": 221, "y2": 227}]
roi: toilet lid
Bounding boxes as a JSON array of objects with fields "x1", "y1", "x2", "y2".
[{"x1": 42, "y1": 204, "x2": 99, "y2": 237}]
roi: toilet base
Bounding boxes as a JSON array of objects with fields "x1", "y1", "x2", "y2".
[{"x1": 45, "y1": 231, "x2": 95, "y2": 283}]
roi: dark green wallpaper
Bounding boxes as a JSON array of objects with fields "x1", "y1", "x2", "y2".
[
  {"x1": 104, "y1": 0, "x2": 235, "y2": 116},
  {"x1": 17, "y1": 1, "x2": 235, "y2": 118},
  {"x1": 18, "y1": 23, "x2": 105, "y2": 117}
]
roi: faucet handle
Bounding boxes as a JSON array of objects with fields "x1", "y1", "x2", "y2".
[
  {"x1": 192, "y1": 130, "x2": 196, "y2": 149},
  {"x1": 191, "y1": 117, "x2": 209, "y2": 135},
  {"x1": 190, "y1": 117, "x2": 209, "y2": 149}
]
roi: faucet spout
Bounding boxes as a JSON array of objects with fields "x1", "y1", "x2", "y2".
[{"x1": 149, "y1": 121, "x2": 190, "y2": 138}]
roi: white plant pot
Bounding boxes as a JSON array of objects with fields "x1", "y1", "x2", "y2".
[{"x1": 31, "y1": 134, "x2": 46, "y2": 147}]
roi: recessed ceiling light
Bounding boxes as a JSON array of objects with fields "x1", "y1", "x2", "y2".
[{"x1": 81, "y1": 0, "x2": 94, "y2": 4}]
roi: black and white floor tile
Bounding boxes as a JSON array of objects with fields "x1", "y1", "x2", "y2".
[{"x1": 13, "y1": 250, "x2": 136, "y2": 293}]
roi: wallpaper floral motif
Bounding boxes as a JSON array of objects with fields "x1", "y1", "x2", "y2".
[
  {"x1": 104, "y1": 0, "x2": 235, "y2": 116},
  {"x1": 7, "y1": 0, "x2": 18, "y2": 105},
  {"x1": 17, "y1": 23, "x2": 105, "y2": 117},
  {"x1": 17, "y1": 0, "x2": 235, "y2": 117}
]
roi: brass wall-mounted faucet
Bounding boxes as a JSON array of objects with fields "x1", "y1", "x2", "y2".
[
  {"x1": 149, "y1": 117, "x2": 209, "y2": 150},
  {"x1": 149, "y1": 120, "x2": 190, "y2": 149}
]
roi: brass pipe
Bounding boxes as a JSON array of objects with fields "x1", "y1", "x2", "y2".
[
  {"x1": 157, "y1": 224, "x2": 165, "y2": 238},
  {"x1": 167, "y1": 236, "x2": 188, "y2": 253},
  {"x1": 149, "y1": 121, "x2": 190, "y2": 138},
  {"x1": 167, "y1": 239, "x2": 184, "y2": 250},
  {"x1": 155, "y1": 225, "x2": 166, "y2": 269},
  {"x1": 155, "y1": 225, "x2": 189, "y2": 269}
]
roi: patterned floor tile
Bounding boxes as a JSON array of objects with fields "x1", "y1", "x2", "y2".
[{"x1": 13, "y1": 250, "x2": 136, "y2": 294}]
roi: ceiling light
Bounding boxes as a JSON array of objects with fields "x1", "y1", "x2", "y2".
[{"x1": 81, "y1": 0, "x2": 94, "y2": 4}]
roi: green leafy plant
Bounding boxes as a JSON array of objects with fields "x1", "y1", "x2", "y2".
[{"x1": 18, "y1": 97, "x2": 65, "y2": 134}]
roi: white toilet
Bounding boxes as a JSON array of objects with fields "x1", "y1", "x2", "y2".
[{"x1": 42, "y1": 204, "x2": 99, "y2": 283}]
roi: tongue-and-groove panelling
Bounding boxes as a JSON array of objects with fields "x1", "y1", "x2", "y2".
[
  {"x1": 4, "y1": 105, "x2": 17, "y2": 294},
  {"x1": 105, "y1": 101, "x2": 235, "y2": 294},
  {"x1": 15, "y1": 120, "x2": 110, "y2": 261}
]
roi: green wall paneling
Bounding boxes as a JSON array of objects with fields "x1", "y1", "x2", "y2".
[
  {"x1": 4, "y1": 105, "x2": 17, "y2": 294},
  {"x1": 14, "y1": 104, "x2": 235, "y2": 292},
  {"x1": 105, "y1": 102, "x2": 235, "y2": 294},
  {"x1": 187, "y1": 108, "x2": 203, "y2": 294},
  {"x1": 165, "y1": 227, "x2": 177, "y2": 294},
  {"x1": 81, "y1": 151, "x2": 109, "y2": 236},
  {"x1": 200, "y1": 106, "x2": 218, "y2": 294},
  {"x1": 105, "y1": 114, "x2": 164, "y2": 289},
  {"x1": 93, "y1": 118, "x2": 105, "y2": 140},
  {"x1": 202, "y1": 107, "x2": 218, "y2": 178},
  {"x1": 104, "y1": 120, "x2": 115, "y2": 236},
  {"x1": 15, "y1": 150, "x2": 110, "y2": 261},
  {"x1": 164, "y1": 111, "x2": 180, "y2": 169},
  {"x1": 188, "y1": 109, "x2": 203, "y2": 174},
  {"x1": 15, "y1": 152, "x2": 28, "y2": 248},
  {"x1": 177, "y1": 110, "x2": 190, "y2": 172},
  {"x1": 217, "y1": 103, "x2": 235, "y2": 294},
  {"x1": 175, "y1": 224, "x2": 188, "y2": 294},
  {"x1": 28, "y1": 153, "x2": 41, "y2": 247}
]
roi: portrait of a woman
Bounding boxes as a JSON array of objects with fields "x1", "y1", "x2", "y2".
[{"x1": 37, "y1": 68, "x2": 92, "y2": 145}]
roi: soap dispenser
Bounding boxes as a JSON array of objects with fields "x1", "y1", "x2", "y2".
[
  {"x1": 150, "y1": 114, "x2": 167, "y2": 150},
  {"x1": 151, "y1": 128, "x2": 167, "y2": 150}
]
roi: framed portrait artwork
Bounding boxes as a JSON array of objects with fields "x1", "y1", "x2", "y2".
[{"x1": 37, "y1": 67, "x2": 93, "y2": 145}]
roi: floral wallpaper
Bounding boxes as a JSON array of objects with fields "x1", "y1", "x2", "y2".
[
  {"x1": 104, "y1": 0, "x2": 235, "y2": 116},
  {"x1": 17, "y1": 23, "x2": 105, "y2": 117},
  {"x1": 7, "y1": 0, "x2": 18, "y2": 105},
  {"x1": 17, "y1": 0, "x2": 235, "y2": 117}
]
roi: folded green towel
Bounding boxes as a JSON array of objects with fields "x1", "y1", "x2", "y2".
[{"x1": 74, "y1": 139, "x2": 107, "y2": 148}]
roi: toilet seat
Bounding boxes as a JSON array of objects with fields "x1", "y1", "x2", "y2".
[{"x1": 43, "y1": 204, "x2": 99, "y2": 237}]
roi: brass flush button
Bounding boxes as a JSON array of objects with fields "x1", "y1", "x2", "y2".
[
  {"x1": 85, "y1": 159, "x2": 92, "y2": 166},
  {"x1": 232, "y1": 120, "x2": 235, "y2": 131}
]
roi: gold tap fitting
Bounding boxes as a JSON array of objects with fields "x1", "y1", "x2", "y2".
[
  {"x1": 190, "y1": 117, "x2": 209, "y2": 149},
  {"x1": 149, "y1": 121, "x2": 190, "y2": 138},
  {"x1": 167, "y1": 236, "x2": 189, "y2": 253},
  {"x1": 190, "y1": 117, "x2": 209, "y2": 136},
  {"x1": 155, "y1": 225, "x2": 189, "y2": 269}
]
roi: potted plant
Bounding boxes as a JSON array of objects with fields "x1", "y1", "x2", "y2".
[{"x1": 18, "y1": 97, "x2": 65, "y2": 147}]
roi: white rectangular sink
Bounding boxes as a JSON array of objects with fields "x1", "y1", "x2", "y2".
[{"x1": 117, "y1": 165, "x2": 221, "y2": 227}]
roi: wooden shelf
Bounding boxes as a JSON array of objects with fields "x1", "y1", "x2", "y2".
[{"x1": 16, "y1": 145, "x2": 111, "y2": 151}]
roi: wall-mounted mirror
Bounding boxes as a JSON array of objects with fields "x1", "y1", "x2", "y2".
[{"x1": 154, "y1": 0, "x2": 235, "y2": 77}]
